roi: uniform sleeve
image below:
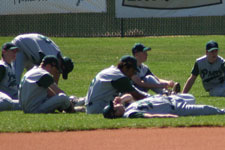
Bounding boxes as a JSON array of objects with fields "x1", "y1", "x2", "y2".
[
  {"x1": 0, "y1": 65, "x2": 6, "y2": 82},
  {"x1": 36, "y1": 74, "x2": 54, "y2": 88},
  {"x1": 128, "y1": 112, "x2": 145, "y2": 118},
  {"x1": 220, "y1": 62, "x2": 225, "y2": 73},
  {"x1": 191, "y1": 62, "x2": 199, "y2": 76},
  {"x1": 111, "y1": 77, "x2": 136, "y2": 93}
]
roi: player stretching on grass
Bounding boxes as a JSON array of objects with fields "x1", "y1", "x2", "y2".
[
  {"x1": 85, "y1": 55, "x2": 148, "y2": 114},
  {"x1": 183, "y1": 41, "x2": 225, "y2": 97},
  {"x1": 12, "y1": 33, "x2": 73, "y2": 85},
  {"x1": 131, "y1": 43, "x2": 180, "y2": 95},
  {"x1": 103, "y1": 93, "x2": 225, "y2": 119},
  {"x1": 19, "y1": 55, "x2": 75, "y2": 113}
]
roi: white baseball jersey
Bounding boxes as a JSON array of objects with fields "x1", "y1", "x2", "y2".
[
  {"x1": 192, "y1": 55, "x2": 225, "y2": 91},
  {"x1": 19, "y1": 66, "x2": 54, "y2": 113},
  {"x1": 85, "y1": 66, "x2": 136, "y2": 114},
  {"x1": 0, "y1": 60, "x2": 18, "y2": 99}
]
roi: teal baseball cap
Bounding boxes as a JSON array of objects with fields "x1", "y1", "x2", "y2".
[
  {"x1": 103, "y1": 101, "x2": 115, "y2": 119},
  {"x1": 132, "y1": 43, "x2": 151, "y2": 55},
  {"x1": 206, "y1": 41, "x2": 219, "y2": 52},
  {"x1": 120, "y1": 55, "x2": 139, "y2": 72},
  {"x1": 61, "y1": 57, "x2": 74, "y2": 80},
  {"x1": 42, "y1": 55, "x2": 60, "y2": 71},
  {"x1": 2, "y1": 42, "x2": 18, "y2": 51}
]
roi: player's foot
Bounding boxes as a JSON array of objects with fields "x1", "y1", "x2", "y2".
[
  {"x1": 69, "y1": 96, "x2": 86, "y2": 106},
  {"x1": 172, "y1": 82, "x2": 181, "y2": 94},
  {"x1": 74, "y1": 106, "x2": 86, "y2": 112}
]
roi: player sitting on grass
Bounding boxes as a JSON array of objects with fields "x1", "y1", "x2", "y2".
[
  {"x1": 131, "y1": 43, "x2": 180, "y2": 95},
  {"x1": 103, "y1": 93, "x2": 225, "y2": 119},
  {"x1": 19, "y1": 55, "x2": 75, "y2": 113},
  {"x1": 183, "y1": 40, "x2": 225, "y2": 97},
  {"x1": 0, "y1": 42, "x2": 21, "y2": 111}
]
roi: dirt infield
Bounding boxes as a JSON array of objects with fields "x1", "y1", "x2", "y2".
[{"x1": 1, "y1": 127, "x2": 225, "y2": 150}]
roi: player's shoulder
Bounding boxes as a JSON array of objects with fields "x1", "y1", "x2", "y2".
[
  {"x1": 217, "y1": 55, "x2": 225, "y2": 62},
  {"x1": 196, "y1": 55, "x2": 207, "y2": 62}
]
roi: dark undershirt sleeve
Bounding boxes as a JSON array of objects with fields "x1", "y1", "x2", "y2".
[
  {"x1": 191, "y1": 62, "x2": 199, "y2": 76},
  {"x1": 0, "y1": 65, "x2": 6, "y2": 82},
  {"x1": 36, "y1": 74, "x2": 54, "y2": 88},
  {"x1": 111, "y1": 77, "x2": 136, "y2": 93}
]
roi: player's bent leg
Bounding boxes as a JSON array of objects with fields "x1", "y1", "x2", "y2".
[
  {"x1": 0, "y1": 92, "x2": 19, "y2": 111},
  {"x1": 143, "y1": 75, "x2": 164, "y2": 94},
  {"x1": 86, "y1": 100, "x2": 109, "y2": 114},
  {"x1": 209, "y1": 83, "x2": 225, "y2": 97},
  {"x1": 36, "y1": 93, "x2": 72, "y2": 113},
  {"x1": 170, "y1": 93, "x2": 196, "y2": 104}
]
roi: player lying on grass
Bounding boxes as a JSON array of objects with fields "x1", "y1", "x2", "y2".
[
  {"x1": 183, "y1": 40, "x2": 225, "y2": 97},
  {"x1": 19, "y1": 55, "x2": 75, "y2": 113},
  {"x1": 131, "y1": 43, "x2": 180, "y2": 95},
  {"x1": 103, "y1": 93, "x2": 225, "y2": 119},
  {"x1": 0, "y1": 42, "x2": 21, "y2": 111}
]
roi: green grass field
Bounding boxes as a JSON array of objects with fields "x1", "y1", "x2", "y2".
[{"x1": 1, "y1": 35, "x2": 225, "y2": 133}]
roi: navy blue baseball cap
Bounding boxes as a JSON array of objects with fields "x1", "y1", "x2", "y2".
[
  {"x1": 206, "y1": 41, "x2": 219, "y2": 52},
  {"x1": 2, "y1": 42, "x2": 18, "y2": 51},
  {"x1": 132, "y1": 43, "x2": 151, "y2": 55}
]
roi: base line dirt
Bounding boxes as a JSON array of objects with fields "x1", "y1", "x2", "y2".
[{"x1": 1, "y1": 127, "x2": 225, "y2": 150}]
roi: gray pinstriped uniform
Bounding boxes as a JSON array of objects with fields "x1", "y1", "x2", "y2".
[
  {"x1": 0, "y1": 60, "x2": 21, "y2": 111},
  {"x1": 123, "y1": 94, "x2": 225, "y2": 118},
  {"x1": 19, "y1": 66, "x2": 70, "y2": 113},
  {"x1": 192, "y1": 55, "x2": 225, "y2": 96},
  {"x1": 12, "y1": 33, "x2": 62, "y2": 85}
]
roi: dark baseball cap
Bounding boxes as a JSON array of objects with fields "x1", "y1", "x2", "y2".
[
  {"x1": 42, "y1": 55, "x2": 60, "y2": 70},
  {"x1": 103, "y1": 101, "x2": 115, "y2": 119},
  {"x1": 206, "y1": 41, "x2": 219, "y2": 52},
  {"x1": 61, "y1": 57, "x2": 74, "y2": 79},
  {"x1": 2, "y1": 42, "x2": 18, "y2": 51},
  {"x1": 132, "y1": 43, "x2": 151, "y2": 55},
  {"x1": 120, "y1": 55, "x2": 139, "y2": 72}
]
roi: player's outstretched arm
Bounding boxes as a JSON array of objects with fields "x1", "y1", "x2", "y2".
[
  {"x1": 143, "y1": 113, "x2": 178, "y2": 118},
  {"x1": 182, "y1": 74, "x2": 197, "y2": 93}
]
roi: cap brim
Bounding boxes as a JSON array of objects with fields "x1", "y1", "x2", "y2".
[
  {"x1": 143, "y1": 47, "x2": 151, "y2": 52},
  {"x1": 62, "y1": 72, "x2": 68, "y2": 80},
  {"x1": 207, "y1": 48, "x2": 219, "y2": 52},
  {"x1": 7, "y1": 47, "x2": 18, "y2": 51}
]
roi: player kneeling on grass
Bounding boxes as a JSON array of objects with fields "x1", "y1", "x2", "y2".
[
  {"x1": 19, "y1": 55, "x2": 75, "y2": 113},
  {"x1": 103, "y1": 93, "x2": 225, "y2": 119}
]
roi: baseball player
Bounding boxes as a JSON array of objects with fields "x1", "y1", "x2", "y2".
[
  {"x1": 12, "y1": 33, "x2": 73, "y2": 85},
  {"x1": 131, "y1": 43, "x2": 180, "y2": 95},
  {"x1": 0, "y1": 42, "x2": 21, "y2": 111},
  {"x1": 85, "y1": 55, "x2": 148, "y2": 114},
  {"x1": 19, "y1": 55, "x2": 75, "y2": 113},
  {"x1": 103, "y1": 93, "x2": 225, "y2": 119},
  {"x1": 183, "y1": 40, "x2": 225, "y2": 96}
]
